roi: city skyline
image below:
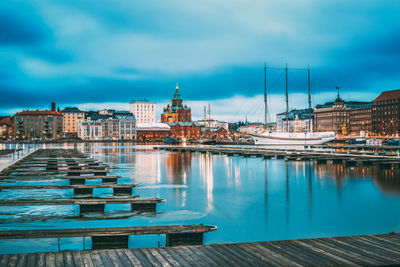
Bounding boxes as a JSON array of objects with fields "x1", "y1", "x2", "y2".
[{"x1": 1, "y1": 1, "x2": 399, "y2": 121}]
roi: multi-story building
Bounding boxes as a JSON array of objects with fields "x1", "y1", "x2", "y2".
[
  {"x1": 167, "y1": 122, "x2": 201, "y2": 140},
  {"x1": 136, "y1": 123, "x2": 171, "y2": 141},
  {"x1": 61, "y1": 107, "x2": 84, "y2": 137},
  {"x1": 14, "y1": 104, "x2": 63, "y2": 140},
  {"x1": 129, "y1": 100, "x2": 156, "y2": 123},
  {"x1": 314, "y1": 94, "x2": 370, "y2": 135},
  {"x1": 115, "y1": 115, "x2": 136, "y2": 140},
  {"x1": 276, "y1": 108, "x2": 313, "y2": 132},
  {"x1": 78, "y1": 121, "x2": 103, "y2": 140},
  {"x1": 372, "y1": 89, "x2": 400, "y2": 136},
  {"x1": 349, "y1": 103, "x2": 372, "y2": 136},
  {"x1": 161, "y1": 85, "x2": 192, "y2": 123},
  {"x1": 0, "y1": 117, "x2": 13, "y2": 140}
]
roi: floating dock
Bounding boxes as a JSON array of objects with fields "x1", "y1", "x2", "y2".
[{"x1": 1, "y1": 233, "x2": 400, "y2": 266}]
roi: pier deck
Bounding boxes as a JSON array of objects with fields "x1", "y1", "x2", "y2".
[{"x1": 1, "y1": 233, "x2": 400, "y2": 266}]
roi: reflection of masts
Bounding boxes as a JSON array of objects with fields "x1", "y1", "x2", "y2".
[
  {"x1": 308, "y1": 161, "x2": 312, "y2": 222},
  {"x1": 264, "y1": 160, "x2": 268, "y2": 225},
  {"x1": 286, "y1": 160, "x2": 290, "y2": 226}
]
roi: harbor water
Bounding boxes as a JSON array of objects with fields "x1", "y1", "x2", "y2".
[{"x1": 1, "y1": 143, "x2": 400, "y2": 254}]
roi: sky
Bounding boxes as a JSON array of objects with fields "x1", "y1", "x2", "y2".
[{"x1": 0, "y1": 0, "x2": 399, "y2": 122}]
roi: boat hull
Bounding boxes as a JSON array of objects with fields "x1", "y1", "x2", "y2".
[{"x1": 251, "y1": 132, "x2": 336, "y2": 145}]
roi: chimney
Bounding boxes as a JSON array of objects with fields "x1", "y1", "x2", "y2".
[
  {"x1": 57, "y1": 107, "x2": 60, "y2": 112},
  {"x1": 51, "y1": 102, "x2": 56, "y2": 111}
]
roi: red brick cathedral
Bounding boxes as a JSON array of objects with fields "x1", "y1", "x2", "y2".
[{"x1": 161, "y1": 84, "x2": 192, "y2": 123}]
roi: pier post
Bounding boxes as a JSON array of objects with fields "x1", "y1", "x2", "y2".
[
  {"x1": 79, "y1": 204, "x2": 105, "y2": 213},
  {"x1": 70, "y1": 178, "x2": 86, "y2": 185},
  {"x1": 131, "y1": 203, "x2": 156, "y2": 211},
  {"x1": 74, "y1": 188, "x2": 93, "y2": 195},
  {"x1": 113, "y1": 188, "x2": 132, "y2": 196},
  {"x1": 166, "y1": 232, "x2": 204, "y2": 246},
  {"x1": 91, "y1": 235, "x2": 129, "y2": 249}
]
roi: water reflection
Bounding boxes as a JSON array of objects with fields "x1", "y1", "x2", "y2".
[{"x1": 2, "y1": 143, "x2": 400, "y2": 254}]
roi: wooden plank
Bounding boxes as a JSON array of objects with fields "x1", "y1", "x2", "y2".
[
  {"x1": 223, "y1": 244, "x2": 270, "y2": 266},
  {"x1": 97, "y1": 250, "x2": 114, "y2": 266},
  {"x1": 139, "y1": 248, "x2": 163, "y2": 267},
  {"x1": 343, "y1": 236, "x2": 400, "y2": 261},
  {"x1": 15, "y1": 253, "x2": 27, "y2": 267},
  {"x1": 114, "y1": 249, "x2": 134, "y2": 267},
  {"x1": 199, "y1": 245, "x2": 241, "y2": 266},
  {"x1": 184, "y1": 246, "x2": 219, "y2": 266},
  {"x1": 0, "y1": 255, "x2": 9, "y2": 266},
  {"x1": 26, "y1": 253, "x2": 37, "y2": 267},
  {"x1": 80, "y1": 251, "x2": 95, "y2": 267},
  {"x1": 45, "y1": 252, "x2": 56, "y2": 267},
  {"x1": 55, "y1": 251, "x2": 64, "y2": 267},
  {"x1": 130, "y1": 249, "x2": 153, "y2": 266},
  {"x1": 71, "y1": 251, "x2": 84, "y2": 267},
  {"x1": 239, "y1": 243, "x2": 289, "y2": 266},
  {"x1": 172, "y1": 247, "x2": 200, "y2": 266},
  {"x1": 7, "y1": 254, "x2": 18, "y2": 267},
  {"x1": 123, "y1": 249, "x2": 143, "y2": 267},
  {"x1": 161, "y1": 248, "x2": 192, "y2": 267},
  {"x1": 156, "y1": 248, "x2": 185, "y2": 267},
  {"x1": 261, "y1": 242, "x2": 312, "y2": 266},
  {"x1": 147, "y1": 247, "x2": 173, "y2": 267},
  {"x1": 286, "y1": 240, "x2": 339, "y2": 265},
  {"x1": 211, "y1": 244, "x2": 259, "y2": 266},
  {"x1": 63, "y1": 251, "x2": 75, "y2": 267},
  {"x1": 294, "y1": 240, "x2": 360, "y2": 266},
  {"x1": 105, "y1": 250, "x2": 125, "y2": 267},
  {"x1": 35, "y1": 253, "x2": 46, "y2": 267},
  {"x1": 202, "y1": 245, "x2": 240, "y2": 266},
  {"x1": 89, "y1": 250, "x2": 104, "y2": 267},
  {"x1": 0, "y1": 224, "x2": 215, "y2": 239}
]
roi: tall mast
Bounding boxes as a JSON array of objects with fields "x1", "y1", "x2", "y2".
[
  {"x1": 285, "y1": 63, "x2": 289, "y2": 132},
  {"x1": 208, "y1": 103, "x2": 211, "y2": 130},
  {"x1": 264, "y1": 63, "x2": 267, "y2": 127},
  {"x1": 308, "y1": 66, "x2": 312, "y2": 132}
]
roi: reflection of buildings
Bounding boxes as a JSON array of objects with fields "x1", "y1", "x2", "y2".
[
  {"x1": 372, "y1": 168, "x2": 400, "y2": 196},
  {"x1": 164, "y1": 151, "x2": 192, "y2": 184}
]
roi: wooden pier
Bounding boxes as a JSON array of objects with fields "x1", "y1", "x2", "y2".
[
  {"x1": 1, "y1": 232, "x2": 400, "y2": 266},
  {"x1": 156, "y1": 145, "x2": 400, "y2": 168}
]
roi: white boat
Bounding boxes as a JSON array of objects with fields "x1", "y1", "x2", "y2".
[
  {"x1": 252, "y1": 131, "x2": 336, "y2": 145},
  {"x1": 250, "y1": 64, "x2": 336, "y2": 146}
]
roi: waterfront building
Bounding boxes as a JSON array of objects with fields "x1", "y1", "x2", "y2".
[
  {"x1": 314, "y1": 94, "x2": 371, "y2": 135},
  {"x1": 115, "y1": 114, "x2": 136, "y2": 140},
  {"x1": 0, "y1": 117, "x2": 13, "y2": 140},
  {"x1": 129, "y1": 100, "x2": 156, "y2": 123},
  {"x1": 136, "y1": 123, "x2": 170, "y2": 141},
  {"x1": 372, "y1": 89, "x2": 400, "y2": 136},
  {"x1": 78, "y1": 120, "x2": 103, "y2": 140},
  {"x1": 349, "y1": 103, "x2": 372, "y2": 136},
  {"x1": 167, "y1": 121, "x2": 201, "y2": 140},
  {"x1": 61, "y1": 107, "x2": 84, "y2": 138},
  {"x1": 161, "y1": 85, "x2": 192, "y2": 123},
  {"x1": 276, "y1": 109, "x2": 313, "y2": 132},
  {"x1": 13, "y1": 103, "x2": 63, "y2": 140}
]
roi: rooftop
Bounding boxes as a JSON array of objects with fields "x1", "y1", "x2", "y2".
[
  {"x1": 15, "y1": 110, "x2": 62, "y2": 116},
  {"x1": 373, "y1": 89, "x2": 400, "y2": 102}
]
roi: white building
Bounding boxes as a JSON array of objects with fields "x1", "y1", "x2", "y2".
[
  {"x1": 116, "y1": 115, "x2": 137, "y2": 140},
  {"x1": 276, "y1": 109, "x2": 313, "y2": 132},
  {"x1": 129, "y1": 100, "x2": 156, "y2": 123},
  {"x1": 78, "y1": 121, "x2": 103, "y2": 140},
  {"x1": 197, "y1": 119, "x2": 228, "y2": 130}
]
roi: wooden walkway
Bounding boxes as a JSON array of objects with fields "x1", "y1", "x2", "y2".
[{"x1": 1, "y1": 233, "x2": 400, "y2": 266}]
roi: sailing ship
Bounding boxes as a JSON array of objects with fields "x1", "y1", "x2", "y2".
[{"x1": 251, "y1": 64, "x2": 335, "y2": 145}]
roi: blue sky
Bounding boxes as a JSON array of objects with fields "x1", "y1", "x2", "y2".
[{"x1": 0, "y1": 0, "x2": 399, "y2": 121}]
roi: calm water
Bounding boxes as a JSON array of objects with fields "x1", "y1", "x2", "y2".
[{"x1": 1, "y1": 143, "x2": 400, "y2": 254}]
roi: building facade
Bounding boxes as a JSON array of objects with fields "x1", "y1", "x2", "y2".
[
  {"x1": 61, "y1": 107, "x2": 84, "y2": 137},
  {"x1": 349, "y1": 103, "x2": 372, "y2": 136},
  {"x1": 14, "y1": 104, "x2": 63, "y2": 140},
  {"x1": 116, "y1": 115, "x2": 136, "y2": 140},
  {"x1": 78, "y1": 121, "x2": 103, "y2": 140},
  {"x1": 161, "y1": 85, "x2": 192, "y2": 123},
  {"x1": 0, "y1": 117, "x2": 13, "y2": 140},
  {"x1": 129, "y1": 100, "x2": 156, "y2": 123},
  {"x1": 276, "y1": 109, "x2": 313, "y2": 132},
  {"x1": 167, "y1": 122, "x2": 201, "y2": 139},
  {"x1": 136, "y1": 123, "x2": 170, "y2": 141},
  {"x1": 372, "y1": 89, "x2": 400, "y2": 136}
]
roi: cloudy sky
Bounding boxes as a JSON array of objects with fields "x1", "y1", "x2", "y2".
[{"x1": 0, "y1": 0, "x2": 399, "y2": 122}]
